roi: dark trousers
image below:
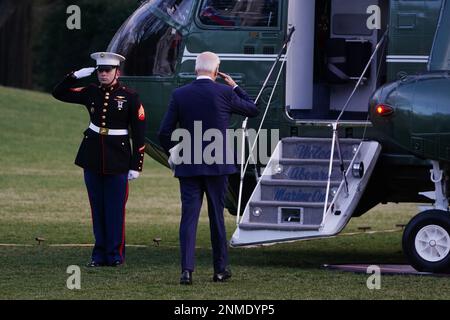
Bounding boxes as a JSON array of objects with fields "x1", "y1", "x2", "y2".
[
  {"x1": 178, "y1": 175, "x2": 229, "y2": 273},
  {"x1": 84, "y1": 169, "x2": 128, "y2": 265}
]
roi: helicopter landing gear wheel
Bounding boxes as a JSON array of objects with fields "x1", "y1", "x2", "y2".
[{"x1": 403, "y1": 210, "x2": 450, "y2": 273}]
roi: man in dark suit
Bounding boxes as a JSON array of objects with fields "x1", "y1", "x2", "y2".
[{"x1": 158, "y1": 52, "x2": 259, "y2": 285}]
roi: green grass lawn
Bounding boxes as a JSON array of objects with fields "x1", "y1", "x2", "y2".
[{"x1": 1, "y1": 85, "x2": 450, "y2": 300}]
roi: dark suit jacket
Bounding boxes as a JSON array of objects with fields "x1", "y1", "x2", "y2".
[{"x1": 158, "y1": 79, "x2": 259, "y2": 177}]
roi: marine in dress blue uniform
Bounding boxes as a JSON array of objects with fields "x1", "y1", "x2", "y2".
[
  {"x1": 52, "y1": 52, "x2": 147, "y2": 267},
  {"x1": 158, "y1": 52, "x2": 259, "y2": 284}
]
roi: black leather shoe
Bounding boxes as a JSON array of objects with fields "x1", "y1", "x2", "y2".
[
  {"x1": 180, "y1": 270, "x2": 192, "y2": 285},
  {"x1": 86, "y1": 261, "x2": 104, "y2": 268},
  {"x1": 110, "y1": 260, "x2": 124, "y2": 267},
  {"x1": 213, "y1": 268, "x2": 232, "y2": 282}
]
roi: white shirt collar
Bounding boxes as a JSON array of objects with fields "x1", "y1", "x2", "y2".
[
  {"x1": 196, "y1": 75, "x2": 214, "y2": 81},
  {"x1": 196, "y1": 75, "x2": 238, "y2": 89}
]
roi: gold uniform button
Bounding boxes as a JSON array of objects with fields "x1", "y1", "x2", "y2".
[
  {"x1": 102, "y1": 116, "x2": 106, "y2": 119},
  {"x1": 103, "y1": 109, "x2": 107, "y2": 113},
  {"x1": 104, "y1": 103, "x2": 108, "y2": 106},
  {"x1": 139, "y1": 167, "x2": 142, "y2": 170},
  {"x1": 102, "y1": 122, "x2": 106, "y2": 126},
  {"x1": 105, "y1": 96, "x2": 110, "y2": 100}
]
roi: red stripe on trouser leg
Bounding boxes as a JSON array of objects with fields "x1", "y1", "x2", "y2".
[
  {"x1": 118, "y1": 181, "x2": 129, "y2": 260},
  {"x1": 87, "y1": 193, "x2": 94, "y2": 225}
]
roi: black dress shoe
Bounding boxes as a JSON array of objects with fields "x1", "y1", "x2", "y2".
[
  {"x1": 180, "y1": 270, "x2": 192, "y2": 285},
  {"x1": 86, "y1": 261, "x2": 104, "y2": 268},
  {"x1": 110, "y1": 260, "x2": 124, "y2": 267},
  {"x1": 213, "y1": 268, "x2": 232, "y2": 282}
]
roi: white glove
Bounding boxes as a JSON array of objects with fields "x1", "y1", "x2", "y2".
[
  {"x1": 73, "y1": 67, "x2": 96, "y2": 79},
  {"x1": 168, "y1": 155, "x2": 176, "y2": 173},
  {"x1": 168, "y1": 143, "x2": 182, "y2": 173},
  {"x1": 128, "y1": 170, "x2": 140, "y2": 181}
]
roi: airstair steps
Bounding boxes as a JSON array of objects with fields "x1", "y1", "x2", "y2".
[{"x1": 231, "y1": 137, "x2": 382, "y2": 246}]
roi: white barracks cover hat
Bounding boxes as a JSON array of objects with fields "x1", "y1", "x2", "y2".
[{"x1": 90, "y1": 52, "x2": 125, "y2": 66}]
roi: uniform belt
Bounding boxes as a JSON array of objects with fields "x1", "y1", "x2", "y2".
[{"x1": 89, "y1": 123, "x2": 128, "y2": 136}]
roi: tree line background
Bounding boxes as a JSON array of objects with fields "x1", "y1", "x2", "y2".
[{"x1": 0, "y1": 0, "x2": 142, "y2": 92}]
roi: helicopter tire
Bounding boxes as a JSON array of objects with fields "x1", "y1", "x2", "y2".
[{"x1": 402, "y1": 210, "x2": 450, "y2": 273}]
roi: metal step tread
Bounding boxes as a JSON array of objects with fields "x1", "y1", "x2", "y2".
[
  {"x1": 279, "y1": 158, "x2": 352, "y2": 165},
  {"x1": 250, "y1": 200, "x2": 325, "y2": 208},
  {"x1": 282, "y1": 137, "x2": 362, "y2": 144},
  {"x1": 239, "y1": 222, "x2": 321, "y2": 231},
  {"x1": 261, "y1": 179, "x2": 341, "y2": 187}
]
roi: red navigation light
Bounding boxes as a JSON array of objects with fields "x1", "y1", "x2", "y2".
[{"x1": 375, "y1": 104, "x2": 394, "y2": 116}]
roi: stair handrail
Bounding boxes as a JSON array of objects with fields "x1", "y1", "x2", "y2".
[
  {"x1": 236, "y1": 27, "x2": 296, "y2": 225},
  {"x1": 320, "y1": 141, "x2": 366, "y2": 228},
  {"x1": 321, "y1": 29, "x2": 389, "y2": 227}
]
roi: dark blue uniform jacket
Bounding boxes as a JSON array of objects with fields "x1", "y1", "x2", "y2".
[{"x1": 52, "y1": 74, "x2": 147, "y2": 174}]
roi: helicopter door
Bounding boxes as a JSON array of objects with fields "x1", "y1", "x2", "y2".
[
  {"x1": 327, "y1": 0, "x2": 381, "y2": 113},
  {"x1": 287, "y1": 0, "x2": 387, "y2": 120}
]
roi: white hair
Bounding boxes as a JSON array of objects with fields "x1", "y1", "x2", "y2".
[{"x1": 195, "y1": 52, "x2": 220, "y2": 73}]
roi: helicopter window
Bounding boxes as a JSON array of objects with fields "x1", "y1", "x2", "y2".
[
  {"x1": 120, "y1": 25, "x2": 183, "y2": 77},
  {"x1": 108, "y1": 0, "x2": 193, "y2": 76},
  {"x1": 157, "y1": 0, "x2": 195, "y2": 26},
  {"x1": 198, "y1": 0, "x2": 279, "y2": 27}
]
